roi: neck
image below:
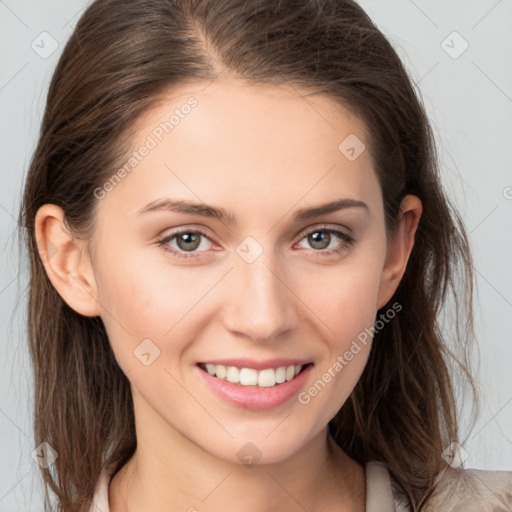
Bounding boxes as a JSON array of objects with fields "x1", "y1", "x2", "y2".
[{"x1": 109, "y1": 396, "x2": 365, "y2": 512}]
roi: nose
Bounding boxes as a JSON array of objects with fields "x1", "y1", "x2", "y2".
[{"x1": 222, "y1": 255, "x2": 298, "y2": 344}]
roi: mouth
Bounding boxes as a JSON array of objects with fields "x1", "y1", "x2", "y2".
[{"x1": 197, "y1": 362, "x2": 313, "y2": 388}]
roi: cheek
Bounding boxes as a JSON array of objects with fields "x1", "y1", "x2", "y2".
[
  {"x1": 93, "y1": 252, "x2": 170, "y2": 355},
  {"x1": 298, "y1": 249, "x2": 384, "y2": 345},
  {"x1": 95, "y1": 249, "x2": 218, "y2": 371},
  {"x1": 299, "y1": 277, "x2": 377, "y2": 423},
  {"x1": 292, "y1": 246, "x2": 383, "y2": 414}
]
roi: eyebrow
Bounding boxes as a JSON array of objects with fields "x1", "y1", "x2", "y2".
[{"x1": 137, "y1": 197, "x2": 369, "y2": 224}]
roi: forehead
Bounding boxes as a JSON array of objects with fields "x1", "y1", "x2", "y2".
[
  {"x1": 135, "y1": 79, "x2": 366, "y2": 152},
  {"x1": 96, "y1": 79, "x2": 380, "y2": 224}
]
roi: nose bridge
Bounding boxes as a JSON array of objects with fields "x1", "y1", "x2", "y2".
[{"x1": 223, "y1": 244, "x2": 296, "y2": 342}]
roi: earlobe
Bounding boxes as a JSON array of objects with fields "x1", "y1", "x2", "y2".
[
  {"x1": 34, "y1": 204, "x2": 101, "y2": 317},
  {"x1": 376, "y1": 195, "x2": 422, "y2": 310}
]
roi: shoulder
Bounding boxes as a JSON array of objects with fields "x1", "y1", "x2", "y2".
[
  {"x1": 422, "y1": 466, "x2": 512, "y2": 511},
  {"x1": 384, "y1": 462, "x2": 512, "y2": 511}
]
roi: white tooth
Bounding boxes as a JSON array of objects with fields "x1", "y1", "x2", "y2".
[
  {"x1": 205, "y1": 364, "x2": 216, "y2": 375},
  {"x1": 258, "y1": 368, "x2": 276, "y2": 387},
  {"x1": 239, "y1": 368, "x2": 258, "y2": 386},
  {"x1": 285, "y1": 365, "x2": 295, "y2": 381},
  {"x1": 275, "y1": 366, "x2": 286, "y2": 384},
  {"x1": 226, "y1": 366, "x2": 240, "y2": 383},
  {"x1": 215, "y1": 365, "x2": 227, "y2": 379},
  {"x1": 294, "y1": 364, "x2": 302, "y2": 376}
]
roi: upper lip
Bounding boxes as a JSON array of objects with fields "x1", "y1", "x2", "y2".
[{"x1": 198, "y1": 358, "x2": 313, "y2": 370}]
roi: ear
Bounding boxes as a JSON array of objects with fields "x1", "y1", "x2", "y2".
[
  {"x1": 377, "y1": 194, "x2": 422, "y2": 310},
  {"x1": 34, "y1": 204, "x2": 101, "y2": 317}
]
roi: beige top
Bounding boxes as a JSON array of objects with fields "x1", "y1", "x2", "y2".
[{"x1": 89, "y1": 461, "x2": 512, "y2": 511}]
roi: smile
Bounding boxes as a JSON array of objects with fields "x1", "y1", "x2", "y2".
[
  {"x1": 196, "y1": 361, "x2": 314, "y2": 410},
  {"x1": 198, "y1": 362, "x2": 311, "y2": 388}
]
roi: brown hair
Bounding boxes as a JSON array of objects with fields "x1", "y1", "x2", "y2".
[{"x1": 17, "y1": 0, "x2": 479, "y2": 510}]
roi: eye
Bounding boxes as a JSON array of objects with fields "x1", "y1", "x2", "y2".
[
  {"x1": 156, "y1": 228, "x2": 214, "y2": 260},
  {"x1": 156, "y1": 225, "x2": 355, "y2": 260},
  {"x1": 295, "y1": 226, "x2": 355, "y2": 257}
]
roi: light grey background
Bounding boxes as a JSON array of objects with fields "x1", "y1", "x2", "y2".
[{"x1": 1, "y1": 0, "x2": 511, "y2": 510}]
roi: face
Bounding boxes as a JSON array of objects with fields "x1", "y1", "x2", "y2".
[{"x1": 42, "y1": 79, "x2": 416, "y2": 466}]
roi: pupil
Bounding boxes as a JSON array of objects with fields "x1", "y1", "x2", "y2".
[
  {"x1": 179, "y1": 233, "x2": 199, "y2": 250},
  {"x1": 310, "y1": 231, "x2": 329, "y2": 249}
]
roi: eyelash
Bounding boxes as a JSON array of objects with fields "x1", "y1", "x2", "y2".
[{"x1": 155, "y1": 225, "x2": 355, "y2": 260}]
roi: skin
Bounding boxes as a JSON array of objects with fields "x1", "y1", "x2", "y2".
[{"x1": 35, "y1": 78, "x2": 422, "y2": 512}]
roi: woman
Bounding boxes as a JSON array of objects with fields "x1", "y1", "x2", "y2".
[{"x1": 18, "y1": 0, "x2": 512, "y2": 510}]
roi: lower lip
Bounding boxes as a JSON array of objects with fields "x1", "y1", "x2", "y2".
[{"x1": 195, "y1": 364, "x2": 313, "y2": 410}]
